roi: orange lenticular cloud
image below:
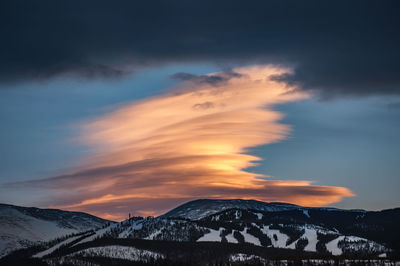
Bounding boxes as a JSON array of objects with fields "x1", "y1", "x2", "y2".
[{"x1": 9, "y1": 65, "x2": 354, "y2": 220}]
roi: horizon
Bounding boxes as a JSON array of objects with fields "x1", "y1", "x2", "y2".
[
  {"x1": 2, "y1": 197, "x2": 399, "y2": 223},
  {"x1": 0, "y1": 1, "x2": 399, "y2": 221}
]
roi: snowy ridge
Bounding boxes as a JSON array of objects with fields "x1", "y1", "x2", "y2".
[
  {"x1": 161, "y1": 199, "x2": 364, "y2": 220},
  {"x1": 0, "y1": 203, "x2": 111, "y2": 258},
  {"x1": 161, "y1": 199, "x2": 303, "y2": 220}
]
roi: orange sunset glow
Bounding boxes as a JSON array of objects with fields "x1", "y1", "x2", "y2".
[{"x1": 17, "y1": 65, "x2": 354, "y2": 220}]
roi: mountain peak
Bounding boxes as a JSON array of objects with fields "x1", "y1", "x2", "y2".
[
  {"x1": 160, "y1": 198, "x2": 369, "y2": 220},
  {"x1": 161, "y1": 199, "x2": 305, "y2": 220}
]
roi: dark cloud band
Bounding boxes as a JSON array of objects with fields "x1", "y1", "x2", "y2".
[{"x1": 1, "y1": 0, "x2": 399, "y2": 96}]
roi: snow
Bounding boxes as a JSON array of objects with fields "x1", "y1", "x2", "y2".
[
  {"x1": 212, "y1": 215, "x2": 220, "y2": 221},
  {"x1": 196, "y1": 226, "x2": 262, "y2": 246},
  {"x1": 326, "y1": 236, "x2": 345, "y2": 255},
  {"x1": 345, "y1": 235, "x2": 367, "y2": 242},
  {"x1": 0, "y1": 204, "x2": 109, "y2": 258},
  {"x1": 303, "y1": 227, "x2": 317, "y2": 252},
  {"x1": 144, "y1": 229, "x2": 162, "y2": 240},
  {"x1": 225, "y1": 232, "x2": 238, "y2": 243},
  {"x1": 286, "y1": 238, "x2": 298, "y2": 249},
  {"x1": 70, "y1": 245, "x2": 164, "y2": 262},
  {"x1": 0, "y1": 207, "x2": 75, "y2": 258},
  {"x1": 197, "y1": 228, "x2": 223, "y2": 242},
  {"x1": 162, "y1": 199, "x2": 370, "y2": 221},
  {"x1": 230, "y1": 253, "x2": 264, "y2": 262},
  {"x1": 131, "y1": 221, "x2": 143, "y2": 230},
  {"x1": 74, "y1": 222, "x2": 120, "y2": 245},
  {"x1": 320, "y1": 234, "x2": 388, "y2": 256},
  {"x1": 118, "y1": 220, "x2": 143, "y2": 238},
  {"x1": 338, "y1": 236, "x2": 387, "y2": 254},
  {"x1": 235, "y1": 210, "x2": 240, "y2": 219},
  {"x1": 161, "y1": 199, "x2": 302, "y2": 220},
  {"x1": 261, "y1": 225, "x2": 289, "y2": 248},
  {"x1": 242, "y1": 228, "x2": 261, "y2": 246},
  {"x1": 118, "y1": 228, "x2": 130, "y2": 238},
  {"x1": 33, "y1": 235, "x2": 82, "y2": 258},
  {"x1": 3, "y1": 200, "x2": 391, "y2": 260}
]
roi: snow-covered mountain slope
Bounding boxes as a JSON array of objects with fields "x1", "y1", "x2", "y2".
[
  {"x1": 29, "y1": 208, "x2": 390, "y2": 262},
  {"x1": 160, "y1": 199, "x2": 400, "y2": 253},
  {"x1": 1, "y1": 199, "x2": 399, "y2": 265},
  {"x1": 0, "y1": 203, "x2": 111, "y2": 258},
  {"x1": 161, "y1": 199, "x2": 363, "y2": 220}
]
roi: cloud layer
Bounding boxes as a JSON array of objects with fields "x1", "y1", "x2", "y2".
[
  {"x1": 2, "y1": 66, "x2": 354, "y2": 220},
  {"x1": 1, "y1": 0, "x2": 400, "y2": 97}
]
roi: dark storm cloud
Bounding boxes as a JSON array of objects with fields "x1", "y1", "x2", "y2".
[{"x1": 1, "y1": 0, "x2": 399, "y2": 96}]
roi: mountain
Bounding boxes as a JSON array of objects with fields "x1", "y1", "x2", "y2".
[
  {"x1": 161, "y1": 199, "x2": 363, "y2": 220},
  {"x1": 0, "y1": 203, "x2": 112, "y2": 258},
  {"x1": 162, "y1": 199, "x2": 400, "y2": 251},
  {"x1": 1, "y1": 199, "x2": 399, "y2": 265}
]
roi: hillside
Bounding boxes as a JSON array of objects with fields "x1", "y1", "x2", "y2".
[
  {"x1": 0, "y1": 203, "x2": 111, "y2": 258},
  {"x1": 1, "y1": 199, "x2": 399, "y2": 265}
]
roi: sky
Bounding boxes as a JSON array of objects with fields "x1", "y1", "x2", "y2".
[{"x1": 0, "y1": 0, "x2": 399, "y2": 220}]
